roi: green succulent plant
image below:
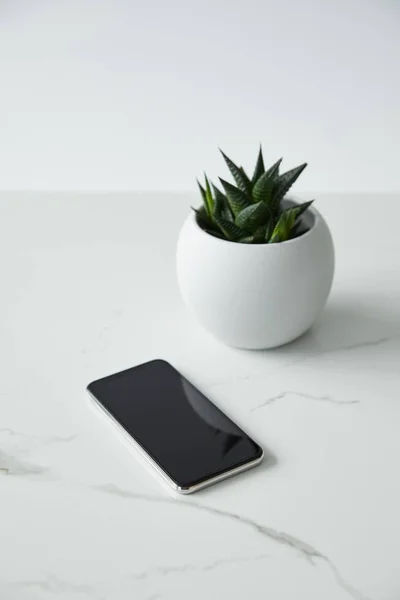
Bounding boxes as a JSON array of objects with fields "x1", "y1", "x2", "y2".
[{"x1": 194, "y1": 147, "x2": 314, "y2": 244}]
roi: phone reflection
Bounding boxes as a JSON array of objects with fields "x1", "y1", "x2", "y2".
[{"x1": 180, "y1": 377, "x2": 244, "y2": 458}]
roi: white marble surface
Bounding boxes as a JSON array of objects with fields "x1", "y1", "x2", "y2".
[{"x1": 1, "y1": 192, "x2": 400, "y2": 600}]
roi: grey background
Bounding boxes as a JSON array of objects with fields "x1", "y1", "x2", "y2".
[{"x1": 0, "y1": 0, "x2": 399, "y2": 192}]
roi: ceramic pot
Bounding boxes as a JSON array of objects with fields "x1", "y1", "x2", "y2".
[{"x1": 176, "y1": 200, "x2": 334, "y2": 349}]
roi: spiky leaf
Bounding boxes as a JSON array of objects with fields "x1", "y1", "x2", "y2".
[
  {"x1": 252, "y1": 145, "x2": 265, "y2": 185},
  {"x1": 197, "y1": 177, "x2": 213, "y2": 218},
  {"x1": 264, "y1": 218, "x2": 275, "y2": 242},
  {"x1": 211, "y1": 183, "x2": 225, "y2": 216},
  {"x1": 291, "y1": 199, "x2": 314, "y2": 221},
  {"x1": 235, "y1": 201, "x2": 270, "y2": 232},
  {"x1": 269, "y1": 200, "x2": 313, "y2": 243},
  {"x1": 238, "y1": 235, "x2": 255, "y2": 244},
  {"x1": 214, "y1": 215, "x2": 246, "y2": 241},
  {"x1": 289, "y1": 218, "x2": 310, "y2": 239},
  {"x1": 204, "y1": 228, "x2": 225, "y2": 239},
  {"x1": 269, "y1": 212, "x2": 294, "y2": 243},
  {"x1": 212, "y1": 183, "x2": 234, "y2": 222},
  {"x1": 197, "y1": 180, "x2": 210, "y2": 217},
  {"x1": 265, "y1": 157, "x2": 282, "y2": 181},
  {"x1": 222, "y1": 204, "x2": 234, "y2": 222},
  {"x1": 272, "y1": 163, "x2": 307, "y2": 207},
  {"x1": 219, "y1": 178, "x2": 251, "y2": 216},
  {"x1": 204, "y1": 174, "x2": 214, "y2": 215},
  {"x1": 252, "y1": 225, "x2": 268, "y2": 243},
  {"x1": 220, "y1": 150, "x2": 252, "y2": 197},
  {"x1": 252, "y1": 171, "x2": 275, "y2": 205},
  {"x1": 192, "y1": 206, "x2": 218, "y2": 232},
  {"x1": 240, "y1": 167, "x2": 252, "y2": 197}
]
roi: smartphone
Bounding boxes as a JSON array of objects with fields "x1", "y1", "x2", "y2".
[{"x1": 87, "y1": 359, "x2": 263, "y2": 494}]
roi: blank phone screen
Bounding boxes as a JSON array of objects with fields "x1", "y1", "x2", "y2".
[{"x1": 88, "y1": 359, "x2": 262, "y2": 489}]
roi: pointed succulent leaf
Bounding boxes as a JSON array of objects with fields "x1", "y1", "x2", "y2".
[
  {"x1": 252, "y1": 225, "x2": 268, "y2": 243},
  {"x1": 265, "y1": 157, "x2": 282, "y2": 181},
  {"x1": 235, "y1": 201, "x2": 270, "y2": 232},
  {"x1": 240, "y1": 167, "x2": 252, "y2": 196},
  {"x1": 222, "y1": 204, "x2": 234, "y2": 222},
  {"x1": 214, "y1": 215, "x2": 246, "y2": 241},
  {"x1": 211, "y1": 183, "x2": 226, "y2": 204},
  {"x1": 220, "y1": 150, "x2": 252, "y2": 197},
  {"x1": 192, "y1": 206, "x2": 218, "y2": 232},
  {"x1": 272, "y1": 163, "x2": 307, "y2": 207},
  {"x1": 204, "y1": 228, "x2": 225, "y2": 239},
  {"x1": 211, "y1": 184, "x2": 233, "y2": 223},
  {"x1": 204, "y1": 174, "x2": 214, "y2": 215},
  {"x1": 289, "y1": 222, "x2": 305, "y2": 240},
  {"x1": 269, "y1": 211, "x2": 294, "y2": 243},
  {"x1": 264, "y1": 218, "x2": 275, "y2": 242},
  {"x1": 269, "y1": 200, "x2": 313, "y2": 243},
  {"x1": 211, "y1": 182, "x2": 225, "y2": 216},
  {"x1": 292, "y1": 199, "x2": 314, "y2": 221},
  {"x1": 197, "y1": 178, "x2": 213, "y2": 217},
  {"x1": 252, "y1": 171, "x2": 275, "y2": 205},
  {"x1": 196, "y1": 180, "x2": 210, "y2": 217},
  {"x1": 219, "y1": 178, "x2": 251, "y2": 216},
  {"x1": 288, "y1": 201, "x2": 315, "y2": 238},
  {"x1": 252, "y1": 145, "x2": 265, "y2": 184},
  {"x1": 280, "y1": 200, "x2": 314, "y2": 227},
  {"x1": 191, "y1": 205, "x2": 208, "y2": 223},
  {"x1": 238, "y1": 235, "x2": 255, "y2": 243}
]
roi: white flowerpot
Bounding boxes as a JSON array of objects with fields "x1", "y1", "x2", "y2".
[{"x1": 176, "y1": 200, "x2": 334, "y2": 350}]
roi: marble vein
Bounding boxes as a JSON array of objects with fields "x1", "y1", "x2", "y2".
[
  {"x1": 10, "y1": 577, "x2": 96, "y2": 595},
  {"x1": 91, "y1": 483, "x2": 373, "y2": 600},
  {"x1": 0, "y1": 428, "x2": 77, "y2": 444},
  {"x1": 208, "y1": 334, "x2": 400, "y2": 389},
  {"x1": 131, "y1": 553, "x2": 270, "y2": 580},
  {"x1": 250, "y1": 391, "x2": 360, "y2": 413},
  {"x1": 2, "y1": 559, "x2": 271, "y2": 600},
  {"x1": 282, "y1": 334, "x2": 400, "y2": 370},
  {"x1": 0, "y1": 428, "x2": 77, "y2": 477},
  {"x1": 0, "y1": 450, "x2": 49, "y2": 477}
]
